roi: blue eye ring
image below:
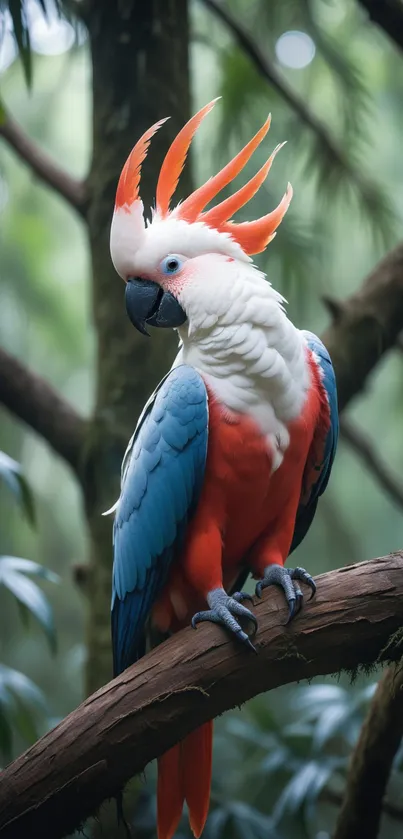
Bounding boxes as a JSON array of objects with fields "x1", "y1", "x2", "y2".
[{"x1": 161, "y1": 255, "x2": 183, "y2": 275}]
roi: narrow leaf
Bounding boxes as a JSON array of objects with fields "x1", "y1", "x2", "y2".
[
  {"x1": 8, "y1": 0, "x2": 32, "y2": 88},
  {"x1": 0, "y1": 569, "x2": 57, "y2": 653},
  {"x1": 0, "y1": 556, "x2": 59, "y2": 584},
  {"x1": 0, "y1": 452, "x2": 36, "y2": 525}
]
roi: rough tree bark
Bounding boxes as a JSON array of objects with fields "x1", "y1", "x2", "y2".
[
  {"x1": 0, "y1": 553, "x2": 403, "y2": 839},
  {"x1": 322, "y1": 243, "x2": 403, "y2": 411},
  {"x1": 82, "y1": 0, "x2": 191, "y2": 695},
  {"x1": 334, "y1": 662, "x2": 403, "y2": 839}
]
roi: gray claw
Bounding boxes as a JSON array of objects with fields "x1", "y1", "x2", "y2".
[
  {"x1": 233, "y1": 591, "x2": 254, "y2": 605},
  {"x1": 289, "y1": 567, "x2": 316, "y2": 599},
  {"x1": 255, "y1": 580, "x2": 264, "y2": 599},
  {"x1": 255, "y1": 564, "x2": 316, "y2": 622},
  {"x1": 192, "y1": 588, "x2": 257, "y2": 649}
]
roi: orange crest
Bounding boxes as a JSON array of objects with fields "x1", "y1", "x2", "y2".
[{"x1": 114, "y1": 100, "x2": 292, "y2": 256}]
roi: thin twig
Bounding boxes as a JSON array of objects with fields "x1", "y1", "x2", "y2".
[
  {"x1": 340, "y1": 417, "x2": 403, "y2": 512},
  {"x1": 0, "y1": 346, "x2": 87, "y2": 474},
  {"x1": 0, "y1": 112, "x2": 88, "y2": 216}
]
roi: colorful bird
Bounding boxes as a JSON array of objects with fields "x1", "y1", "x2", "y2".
[{"x1": 108, "y1": 100, "x2": 338, "y2": 839}]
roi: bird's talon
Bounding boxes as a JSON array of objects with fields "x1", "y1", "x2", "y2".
[
  {"x1": 235, "y1": 627, "x2": 257, "y2": 653},
  {"x1": 255, "y1": 582, "x2": 263, "y2": 599},
  {"x1": 191, "y1": 588, "x2": 257, "y2": 649},
  {"x1": 255, "y1": 564, "x2": 316, "y2": 620},
  {"x1": 286, "y1": 598, "x2": 297, "y2": 623},
  {"x1": 294, "y1": 588, "x2": 303, "y2": 615},
  {"x1": 233, "y1": 591, "x2": 254, "y2": 605}
]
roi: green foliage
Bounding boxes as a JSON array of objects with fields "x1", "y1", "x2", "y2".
[
  {"x1": 0, "y1": 662, "x2": 47, "y2": 761},
  {"x1": 130, "y1": 680, "x2": 393, "y2": 839},
  {"x1": 7, "y1": 0, "x2": 32, "y2": 86},
  {"x1": 0, "y1": 0, "x2": 66, "y2": 86},
  {"x1": 201, "y1": 0, "x2": 398, "y2": 282},
  {"x1": 0, "y1": 556, "x2": 59, "y2": 652},
  {"x1": 0, "y1": 450, "x2": 58, "y2": 760},
  {"x1": 0, "y1": 449, "x2": 36, "y2": 524}
]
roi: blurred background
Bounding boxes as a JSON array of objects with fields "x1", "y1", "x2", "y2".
[{"x1": 1, "y1": 1, "x2": 403, "y2": 837}]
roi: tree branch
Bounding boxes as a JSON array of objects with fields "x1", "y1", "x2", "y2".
[
  {"x1": 323, "y1": 785, "x2": 403, "y2": 823},
  {"x1": 1, "y1": 553, "x2": 403, "y2": 839},
  {"x1": 0, "y1": 112, "x2": 88, "y2": 216},
  {"x1": 321, "y1": 242, "x2": 403, "y2": 411},
  {"x1": 340, "y1": 417, "x2": 403, "y2": 511},
  {"x1": 200, "y1": 0, "x2": 376, "y2": 200},
  {"x1": 334, "y1": 662, "x2": 403, "y2": 839},
  {"x1": 0, "y1": 347, "x2": 87, "y2": 474},
  {"x1": 357, "y1": 0, "x2": 403, "y2": 53}
]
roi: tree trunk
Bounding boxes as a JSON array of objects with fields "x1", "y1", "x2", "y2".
[{"x1": 83, "y1": 0, "x2": 191, "y2": 695}]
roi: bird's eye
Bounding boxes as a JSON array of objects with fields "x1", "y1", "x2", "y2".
[{"x1": 160, "y1": 255, "x2": 183, "y2": 275}]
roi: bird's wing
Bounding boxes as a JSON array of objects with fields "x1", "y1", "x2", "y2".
[
  {"x1": 111, "y1": 365, "x2": 208, "y2": 675},
  {"x1": 290, "y1": 331, "x2": 339, "y2": 554}
]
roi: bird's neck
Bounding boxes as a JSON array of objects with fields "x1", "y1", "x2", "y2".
[{"x1": 175, "y1": 278, "x2": 311, "y2": 469}]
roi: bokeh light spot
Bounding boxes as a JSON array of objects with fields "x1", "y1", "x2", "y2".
[
  {"x1": 275, "y1": 31, "x2": 316, "y2": 70},
  {"x1": 0, "y1": 12, "x2": 17, "y2": 73},
  {"x1": 30, "y1": 16, "x2": 75, "y2": 56}
]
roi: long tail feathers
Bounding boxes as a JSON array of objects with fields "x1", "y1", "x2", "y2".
[
  {"x1": 157, "y1": 722, "x2": 213, "y2": 839},
  {"x1": 157, "y1": 743, "x2": 185, "y2": 839},
  {"x1": 183, "y1": 722, "x2": 213, "y2": 838}
]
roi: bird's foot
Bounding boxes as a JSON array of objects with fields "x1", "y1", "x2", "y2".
[
  {"x1": 255, "y1": 565, "x2": 316, "y2": 622},
  {"x1": 192, "y1": 588, "x2": 257, "y2": 651}
]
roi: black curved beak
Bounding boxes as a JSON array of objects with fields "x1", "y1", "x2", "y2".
[{"x1": 125, "y1": 278, "x2": 187, "y2": 337}]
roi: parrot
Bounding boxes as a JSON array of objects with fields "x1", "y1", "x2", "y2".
[{"x1": 107, "y1": 99, "x2": 338, "y2": 839}]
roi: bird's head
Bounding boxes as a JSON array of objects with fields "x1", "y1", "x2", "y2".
[{"x1": 110, "y1": 99, "x2": 292, "y2": 338}]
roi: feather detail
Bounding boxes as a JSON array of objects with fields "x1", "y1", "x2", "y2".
[
  {"x1": 220, "y1": 183, "x2": 293, "y2": 255},
  {"x1": 177, "y1": 115, "x2": 271, "y2": 223},
  {"x1": 156, "y1": 99, "x2": 219, "y2": 218},
  {"x1": 115, "y1": 118, "x2": 169, "y2": 210},
  {"x1": 201, "y1": 142, "x2": 286, "y2": 229}
]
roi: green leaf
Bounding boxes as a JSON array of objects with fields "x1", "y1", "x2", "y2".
[
  {"x1": 273, "y1": 757, "x2": 341, "y2": 823},
  {"x1": 0, "y1": 556, "x2": 59, "y2": 583},
  {"x1": 8, "y1": 0, "x2": 32, "y2": 88},
  {"x1": 208, "y1": 801, "x2": 280, "y2": 839},
  {"x1": 0, "y1": 451, "x2": 36, "y2": 525},
  {"x1": 0, "y1": 556, "x2": 59, "y2": 653},
  {"x1": 0, "y1": 664, "x2": 46, "y2": 710},
  {"x1": 0, "y1": 664, "x2": 47, "y2": 757}
]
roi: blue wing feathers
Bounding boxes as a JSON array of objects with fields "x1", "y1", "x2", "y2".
[
  {"x1": 111, "y1": 365, "x2": 208, "y2": 676},
  {"x1": 290, "y1": 332, "x2": 338, "y2": 554}
]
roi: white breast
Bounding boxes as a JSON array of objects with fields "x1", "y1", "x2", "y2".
[{"x1": 175, "y1": 264, "x2": 311, "y2": 471}]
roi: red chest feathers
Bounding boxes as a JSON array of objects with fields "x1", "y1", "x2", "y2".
[{"x1": 200, "y1": 382, "x2": 320, "y2": 566}]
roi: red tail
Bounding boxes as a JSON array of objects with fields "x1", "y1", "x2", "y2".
[{"x1": 157, "y1": 721, "x2": 213, "y2": 839}]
